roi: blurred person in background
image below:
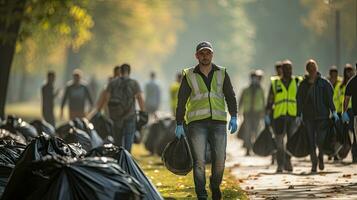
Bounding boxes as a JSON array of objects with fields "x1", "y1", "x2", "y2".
[
  {"x1": 41, "y1": 71, "x2": 58, "y2": 126},
  {"x1": 144, "y1": 71, "x2": 161, "y2": 120},
  {"x1": 170, "y1": 73, "x2": 182, "y2": 115},
  {"x1": 265, "y1": 60, "x2": 300, "y2": 173},
  {"x1": 238, "y1": 71, "x2": 265, "y2": 156},
  {"x1": 297, "y1": 59, "x2": 338, "y2": 173},
  {"x1": 61, "y1": 69, "x2": 93, "y2": 120}
]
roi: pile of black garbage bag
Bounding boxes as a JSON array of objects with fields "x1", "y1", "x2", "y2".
[{"x1": 0, "y1": 115, "x2": 163, "y2": 200}]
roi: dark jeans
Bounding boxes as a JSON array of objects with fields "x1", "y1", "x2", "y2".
[
  {"x1": 273, "y1": 116, "x2": 297, "y2": 169},
  {"x1": 304, "y1": 119, "x2": 329, "y2": 166},
  {"x1": 113, "y1": 116, "x2": 136, "y2": 152},
  {"x1": 187, "y1": 121, "x2": 227, "y2": 199}
]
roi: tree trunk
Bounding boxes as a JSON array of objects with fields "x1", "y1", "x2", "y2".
[
  {"x1": 63, "y1": 46, "x2": 81, "y2": 83},
  {"x1": 0, "y1": 0, "x2": 26, "y2": 118}
]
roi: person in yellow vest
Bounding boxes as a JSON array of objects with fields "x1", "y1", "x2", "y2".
[
  {"x1": 239, "y1": 71, "x2": 265, "y2": 156},
  {"x1": 175, "y1": 41, "x2": 238, "y2": 200},
  {"x1": 328, "y1": 66, "x2": 343, "y2": 114},
  {"x1": 297, "y1": 59, "x2": 339, "y2": 173},
  {"x1": 265, "y1": 60, "x2": 300, "y2": 173},
  {"x1": 338, "y1": 64, "x2": 356, "y2": 162},
  {"x1": 169, "y1": 73, "x2": 182, "y2": 115}
]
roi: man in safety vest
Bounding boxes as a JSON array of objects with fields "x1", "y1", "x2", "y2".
[
  {"x1": 175, "y1": 41, "x2": 238, "y2": 200},
  {"x1": 328, "y1": 66, "x2": 343, "y2": 114},
  {"x1": 170, "y1": 73, "x2": 182, "y2": 115},
  {"x1": 265, "y1": 60, "x2": 299, "y2": 173},
  {"x1": 239, "y1": 71, "x2": 265, "y2": 156}
]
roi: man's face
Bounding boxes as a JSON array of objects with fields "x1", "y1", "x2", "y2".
[
  {"x1": 282, "y1": 64, "x2": 292, "y2": 78},
  {"x1": 195, "y1": 49, "x2": 213, "y2": 66},
  {"x1": 48, "y1": 74, "x2": 55, "y2": 83},
  {"x1": 346, "y1": 69, "x2": 355, "y2": 79},
  {"x1": 276, "y1": 67, "x2": 283, "y2": 76},
  {"x1": 329, "y1": 71, "x2": 338, "y2": 80},
  {"x1": 73, "y1": 74, "x2": 81, "y2": 83},
  {"x1": 307, "y1": 65, "x2": 317, "y2": 77}
]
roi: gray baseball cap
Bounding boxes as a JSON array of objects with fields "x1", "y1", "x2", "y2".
[{"x1": 196, "y1": 41, "x2": 213, "y2": 52}]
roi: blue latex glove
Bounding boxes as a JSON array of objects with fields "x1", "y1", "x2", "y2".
[
  {"x1": 295, "y1": 116, "x2": 303, "y2": 126},
  {"x1": 175, "y1": 125, "x2": 185, "y2": 139},
  {"x1": 264, "y1": 115, "x2": 271, "y2": 126},
  {"x1": 228, "y1": 117, "x2": 238, "y2": 134},
  {"x1": 332, "y1": 111, "x2": 340, "y2": 123},
  {"x1": 342, "y1": 112, "x2": 350, "y2": 122}
]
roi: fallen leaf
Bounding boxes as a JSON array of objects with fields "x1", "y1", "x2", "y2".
[{"x1": 288, "y1": 185, "x2": 294, "y2": 189}]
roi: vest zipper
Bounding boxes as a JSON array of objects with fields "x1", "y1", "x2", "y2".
[{"x1": 208, "y1": 91, "x2": 213, "y2": 117}]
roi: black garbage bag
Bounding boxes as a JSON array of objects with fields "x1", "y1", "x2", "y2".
[
  {"x1": 336, "y1": 122, "x2": 352, "y2": 159},
  {"x1": 2, "y1": 135, "x2": 86, "y2": 200},
  {"x1": 30, "y1": 119, "x2": 56, "y2": 136},
  {"x1": 144, "y1": 122, "x2": 160, "y2": 154},
  {"x1": 136, "y1": 111, "x2": 149, "y2": 131},
  {"x1": 0, "y1": 139, "x2": 26, "y2": 197},
  {"x1": 117, "y1": 147, "x2": 163, "y2": 200},
  {"x1": 0, "y1": 129, "x2": 26, "y2": 145},
  {"x1": 323, "y1": 120, "x2": 341, "y2": 156},
  {"x1": 237, "y1": 119, "x2": 247, "y2": 140},
  {"x1": 253, "y1": 126, "x2": 276, "y2": 156},
  {"x1": 71, "y1": 118, "x2": 104, "y2": 148},
  {"x1": 86, "y1": 143, "x2": 120, "y2": 158},
  {"x1": 63, "y1": 127, "x2": 93, "y2": 151},
  {"x1": 155, "y1": 119, "x2": 176, "y2": 156},
  {"x1": 5, "y1": 155, "x2": 145, "y2": 200},
  {"x1": 162, "y1": 136, "x2": 193, "y2": 176},
  {"x1": 90, "y1": 112, "x2": 114, "y2": 142},
  {"x1": 287, "y1": 124, "x2": 310, "y2": 158},
  {"x1": 0, "y1": 115, "x2": 38, "y2": 141}
]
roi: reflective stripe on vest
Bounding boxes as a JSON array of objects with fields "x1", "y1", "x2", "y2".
[
  {"x1": 272, "y1": 77, "x2": 299, "y2": 119},
  {"x1": 183, "y1": 66, "x2": 227, "y2": 123},
  {"x1": 333, "y1": 82, "x2": 342, "y2": 113}
]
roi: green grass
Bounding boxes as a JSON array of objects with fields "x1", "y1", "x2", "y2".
[
  {"x1": 132, "y1": 145, "x2": 247, "y2": 200},
  {"x1": 5, "y1": 102, "x2": 248, "y2": 200}
]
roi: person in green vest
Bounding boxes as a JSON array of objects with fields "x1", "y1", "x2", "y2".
[
  {"x1": 169, "y1": 73, "x2": 182, "y2": 115},
  {"x1": 238, "y1": 71, "x2": 265, "y2": 156},
  {"x1": 329, "y1": 66, "x2": 343, "y2": 114},
  {"x1": 265, "y1": 60, "x2": 300, "y2": 173},
  {"x1": 175, "y1": 41, "x2": 238, "y2": 200},
  {"x1": 338, "y1": 64, "x2": 356, "y2": 162}
]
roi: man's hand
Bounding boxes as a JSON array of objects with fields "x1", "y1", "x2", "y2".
[
  {"x1": 332, "y1": 111, "x2": 339, "y2": 123},
  {"x1": 228, "y1": 117, "x2": 238, "y2": 134},
  {"x1": 60, "y1": 109, "x2": 64, "y2": 120},
  {"x1": 264, "y1": 115, "x2": 271, "y2": 126},
  {"x1": 175, "y1": 125, "x2": 185, "y2": 139},
  {"x1": 342, "y1": 112, "x2": 350, "y2": 123},
  {"x1": 295, "y1": 116, "x2": 303, "y2": 126}
]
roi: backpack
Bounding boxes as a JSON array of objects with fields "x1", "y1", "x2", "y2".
[{"x1": 108, "y1": 78, "x2": 136, "y2": 121}]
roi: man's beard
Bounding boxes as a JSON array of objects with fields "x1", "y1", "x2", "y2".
[{"x1": 200, "y1": 59, "x2": 211, "y2": 66}]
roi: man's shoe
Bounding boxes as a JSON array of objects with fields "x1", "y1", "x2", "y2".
[
  {"x1": 245, "y1": 149, "x2": 251, "y2": 156},
  {"x1": 311, "y1": 164, "x2": 317, "y2": 174},
  {"x1": 284, "y1": 161, "x2": 293, "y2": 172},
  {"x1": 318, "y1": 156, "x2": 324, "y2": 171}
]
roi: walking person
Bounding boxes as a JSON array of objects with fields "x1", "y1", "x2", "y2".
[
  {"x1": 175, "y1": 41, "x2": 238, "y2": 200},
  {"x1": 265, "y1": 60, "x2": 300, "y2": 173},
  {"x1": 238, "y1": 71, "x2": 265, "y2": 156},
  {"x1": 94, "y1": 63, "x2": 145, "y2": 152},
  {"x1": 60, "y1": 69, "x2": 93, "y2": 120},
  {"x1": 296, "y1": 59, "x2": 339, "y2": 173},
  {"x1": 341, "y1": 63, "x2": 357, "y2": 163},
  {"x1": 41, "y1": 71, "x2": 58, "y2": 126},
  {"x1": 144, "y1": 71, "x2": 161, "y2": 120}
]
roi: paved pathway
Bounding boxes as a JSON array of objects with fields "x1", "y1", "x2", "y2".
[{"x1": 226, "y1": 135, "x2": 357, "y2": 200}]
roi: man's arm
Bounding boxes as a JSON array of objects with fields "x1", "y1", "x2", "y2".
[
  {"x1": 60, "y1": 86, "x2": 69, "y2": 119},
  {"x1": 85, "y1": 86, "x2": 94, "y2": 107},
  {"x1": 343, "y1": 79, "x2": 353, "y2": 112},
  {"x1": 222, "y1": 72, "x2": 237, "y2": 117},
  {"x1": 135, "y1": 92, "x2": 145, "y2": 111},
  {"x1": 326, "y1": 80, "x2": 336, "y2": 112},
  {"x1": 176, "y1": 75, "x2": 191, "y2": 125}
]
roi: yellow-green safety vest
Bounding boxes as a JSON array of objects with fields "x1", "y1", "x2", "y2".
[
  {"x1": 272, "y1": 77, "x2": 300, "y2": 119},
  {"x1": 183, "y1": 66, "x2": 227, "y2": 124},
  {"x1": 333, "y1": 81, "x2": 342, "y2": 113},
  {"x1": 338, "y1": 84, "x2": 352, "y2": 112},
  {"x1": 170, "y1": 82, "x2": 180, "y2": 114},
  {"x1": 240, "y1": 86, "x2": 265, "y2": 114}
]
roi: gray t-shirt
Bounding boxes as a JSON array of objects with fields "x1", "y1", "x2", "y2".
[
  {"x1": 106, "y1": 77, "x2": 141, "y2": 118},
  {"x1": 61, "y1": 82, "x2": 93, "y2": 113},
  {"x1": 145, "y1": 80, "x2": 161, "y2": 113}
]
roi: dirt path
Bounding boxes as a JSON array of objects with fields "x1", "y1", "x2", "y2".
[{"x1": 226, "y1": 135, "x2": 357, "y2": 200}]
